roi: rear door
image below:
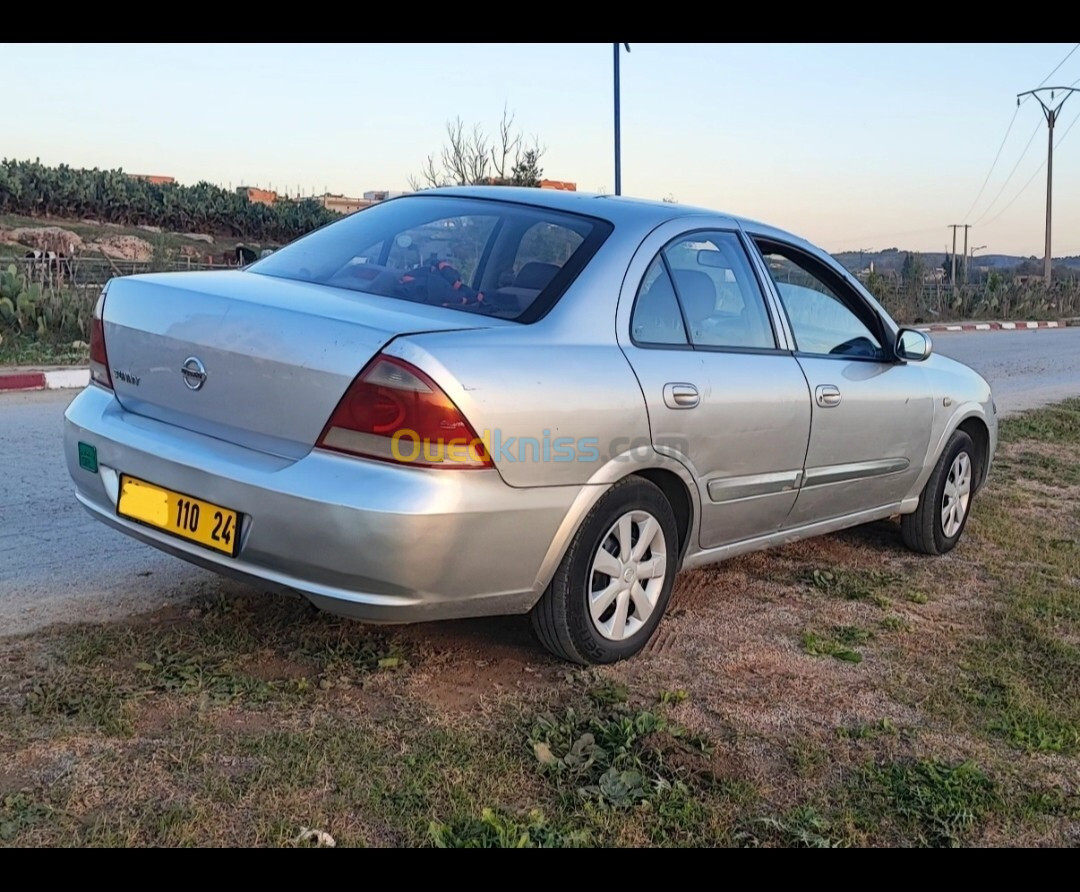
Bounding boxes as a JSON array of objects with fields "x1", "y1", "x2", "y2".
[
  {"x1": 749, "y1": 236, "x2": 933, "y2": 526},
  {"x1": 617, "y1": 220, "x2": 812, "y2": 548}
]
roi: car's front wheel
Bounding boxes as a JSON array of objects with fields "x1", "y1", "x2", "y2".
[
  {"x1": 901, "y1": 430, "x2": 978, "y2": 555},
  {"x1": 530, "y1": 476, "x2": 679, "y2": 664}
]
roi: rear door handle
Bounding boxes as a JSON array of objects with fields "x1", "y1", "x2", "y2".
[
  {"x1": 664, "y1": 383, "x2": 699, "y2": 409},
  {"x1": 815, "y1": 384, "x2": 842, "y2": 408}
]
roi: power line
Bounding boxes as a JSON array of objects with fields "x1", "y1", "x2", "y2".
[
  {"x1": 971, "y1": 120, "x2": 1042, "y2": 225},
  {"x1": 960, "y1": 105, "x2": 1019, "y2": 221},
  {"x1": 961, "y1": 43, "x2": 1079, "y2": 222},
  {"x1": 1037, "y1": 43, "x2": 1079, "y2": 89},
  {"x1": 1002, "y1": 85, "x2": 1079, "y2": 282},
  {"x1": 981, "y1": 105, "x2": 1080, "y2": 228},
  {"x1": 829, "y1": 225, "x2": 944, "y2": 249}
]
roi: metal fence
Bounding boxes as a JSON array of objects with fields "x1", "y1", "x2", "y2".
[{"x1": 0, "y1": 253, "x2": 238, "y2": 290}]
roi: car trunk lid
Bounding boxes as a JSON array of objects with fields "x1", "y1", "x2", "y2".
[{"x1": 102, "y1": 270, "x2": 502, "y2": 459}]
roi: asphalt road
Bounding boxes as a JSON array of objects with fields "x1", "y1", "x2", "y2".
[
  {"x1": 1, "y1": 389, "x2": 227, "y2": 636},
  {"x1": 933, "y1": 327, "x2": 1080, "y2": 414},
  {"x1": 2, "y1": 326, "x2": 1079, "y2": 636}
]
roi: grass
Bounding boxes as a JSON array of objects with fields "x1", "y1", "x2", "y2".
[
  {"x1": 805, "y1": 567, "x2": 898, "y2": 608},
  {"x1": 0, "y1": 331, "x2": 88, "y2": 366},
  {"x1": 800, "y1": 628, "x2": 869, "y2": 663},
  {"x1": 0, "y1": 399, "x2": 1078, "y2": 846},
  {"x1": 932, "y1": 405, "x2": 1080, "y2": 757},
  {"x1": 849, "y1": 759, "x2": 998, "y2": 847}
]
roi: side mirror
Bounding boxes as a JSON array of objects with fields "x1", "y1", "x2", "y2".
[{"x1": 896, "y1": 328, "x2": 932, "y2": 362}]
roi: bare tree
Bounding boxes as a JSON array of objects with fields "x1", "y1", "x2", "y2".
[
  {"x1": 410, "y1": 107, "x2": 545, "y2": 189},
  {"x1": 490, "y1": 105, "x2": 521, "y2": 182}
]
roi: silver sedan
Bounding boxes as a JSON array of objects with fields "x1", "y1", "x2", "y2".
[{"x1": 64, "y1": 188, "x2": 996, "y2": 664}]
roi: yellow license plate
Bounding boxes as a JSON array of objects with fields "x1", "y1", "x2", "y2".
[{"x1": 117, "y1": 474, "x2": 241, "y2": 557}]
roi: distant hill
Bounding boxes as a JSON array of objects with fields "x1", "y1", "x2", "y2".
[{"x1": 832, "y1": 248, "x2": 1080, "y2": 274}]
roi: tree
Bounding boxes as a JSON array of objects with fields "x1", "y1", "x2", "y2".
[
  {"x1": 409, "y1": 106, "x2": 545, "y2": 190},
  {"x1": 942, "y1": 252, "x2": 966, "y2": 284},
  {"x1": 510, "y1": 149, "x2": 543, "y2": 187},
  {"x1": 0, "y1": 157, "x2": 336, "y2": 243},
  {"x1": 900, "y1": 252, "x2": 925, "y2": 291}
]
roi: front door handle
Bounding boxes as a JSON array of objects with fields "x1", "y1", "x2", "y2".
[
  {"x1": 815, "y1": 384, "x2": 842, "y2": 408},
  {"x1": 664, "y1": 383, "x2": 699, "y2": 409}
]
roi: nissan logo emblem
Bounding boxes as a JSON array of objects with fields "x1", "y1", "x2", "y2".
[{"x1": 181, "y1": 356, "x2": 208, "y2": 391}]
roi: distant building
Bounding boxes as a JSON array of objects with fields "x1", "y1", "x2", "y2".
[
  {"x1": 315, "y1": 190, "x2": 410, "y2": 215},
  {"x1": 363, "y1": 190, "x2": 409, "y2": 201},
  {"x1": 539, "y1": 179, "x2": 576, "y2": 191},
  {"x1": 129, "y1": 174, "x2": 176, "y2": 185},
  {"x1": 319, "y1": 193, "x2": 374, "y2": 214},
  {"x1": 237, "y1": 186, "x2": 277, "y2": 206}
]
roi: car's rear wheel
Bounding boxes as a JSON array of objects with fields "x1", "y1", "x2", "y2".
[
  {"x1": 901, "y1": 430, "x2": 977, "y2": 555},
  {"x1": 530, "y1": 476, "x2": 679, "y2": 664}
]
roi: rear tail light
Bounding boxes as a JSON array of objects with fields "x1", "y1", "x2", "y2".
[
  {"x1": 89, "y1": 285, "x2": 112, "y2": 389},
  {"x1": 316, "y1": 355, "x2": 492, "y2": 469}
]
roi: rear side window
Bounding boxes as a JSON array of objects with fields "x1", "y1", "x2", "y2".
[
  {"x1": 250, "y1": 196, "x2": 611, "y2": 322},
  {"x1": 630, "y1": 230, "x2": 776, "y2": 350},
  {"x1": 663, "y1": 232, "x2": 775, "y2": 349},
  {"x1": 631, "y1": 258, "x2": 689, "y2": 346}
]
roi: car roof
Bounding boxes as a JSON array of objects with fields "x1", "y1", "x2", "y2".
[{"x1": 405, "y1": 186, "x2": 807, "y2": 245}]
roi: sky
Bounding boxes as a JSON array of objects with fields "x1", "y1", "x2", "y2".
[{"x1": 3, "y1": 42, "x2": 1079, "y2": 257}]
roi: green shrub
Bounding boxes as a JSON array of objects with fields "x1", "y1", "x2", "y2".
[{"x1": 0, "y1": 264, "x2": 93, "y2": 339}]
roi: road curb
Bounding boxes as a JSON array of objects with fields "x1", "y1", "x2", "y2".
[
  {"x1": 915, "y1": 320, "x2": 1065, "y2": 333},
  {"x1": 0, "y1": 367, "x2": 89, "y2": 392}
]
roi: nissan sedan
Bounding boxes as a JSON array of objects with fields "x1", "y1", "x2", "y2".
[{"x1": 64, "y1": 188, "x2": 996, "y2": 664}]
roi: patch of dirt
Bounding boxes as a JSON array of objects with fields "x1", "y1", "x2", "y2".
[
  {"x1": 89, "y1": 234, "x2": 153, "y2": 261},
  {"x1": 0, "y1": 761, "x2": 39, "y2": 794},
  {"x1": 399, "y1": 615, "x2": 560, "y2": 713},
  {"x1": 133, "y1": 699, "x2": 187, "y2": 737},
  {"x1": 239, "y1": 652, "x2": 311, "y2": 683},
  {"x1": 209, "y1": 708, "x2": 286, "y2": 736},
  {"x1": 2, "y1": 225, "x2": 84, "y2": 253}
]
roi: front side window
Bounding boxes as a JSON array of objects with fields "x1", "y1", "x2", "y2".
[
  {"x1": 757, "y1": 243, "x2": 885, "y2": 359},
  {"x1": 250, "y1": 196, "x2": 610, "y2": 322}
]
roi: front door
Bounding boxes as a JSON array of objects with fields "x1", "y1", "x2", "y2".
[
  {"x1": 750, "y1": 236, "x2": 934, "y2": 527},
  {"x1": 618, "y1": 225, "x2": 812, "y2": 549}
]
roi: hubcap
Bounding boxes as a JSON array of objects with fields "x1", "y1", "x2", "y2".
[
  {"x1": 588, "y1": 510, "x2": 668, "y2": 641},
  {"x1": 941, "y1": 451, "x2": 972, "y2": 538}
]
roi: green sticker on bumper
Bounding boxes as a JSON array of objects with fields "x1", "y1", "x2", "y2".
[{"x1": 78, "y1": 441, "x2": 98, "y2": 473}]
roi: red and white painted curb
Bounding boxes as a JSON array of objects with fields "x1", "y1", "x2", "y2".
[
  {"x1": 915, "y1": 320, "x2": 1064, "y2": 333},
  {"x1": 0, "y1": 367, "x2": 89, "y2": 392}
]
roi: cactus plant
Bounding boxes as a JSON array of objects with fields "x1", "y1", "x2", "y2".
[{"x1": 0, "y1": 263, "x2": 95, "y2": 340}]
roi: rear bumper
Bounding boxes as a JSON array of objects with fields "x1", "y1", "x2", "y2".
[{"x1": 64, "y1": 386, "x2": 581, "y2": 622}]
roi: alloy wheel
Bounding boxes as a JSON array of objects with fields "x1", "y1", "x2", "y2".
[
  {"x1": 941, "y1": 451, "x2": 972, "y2": 538},
  {"x1": 588, "y1": 509, "x2": 668, "y2": 641}
]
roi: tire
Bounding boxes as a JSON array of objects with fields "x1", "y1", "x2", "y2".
[
  {"x1": 530, "y1": 476, "x2": 679, "y2": 664},
  {"x1": 901, "y1": 430, "x2": 977, "y2": 555}
]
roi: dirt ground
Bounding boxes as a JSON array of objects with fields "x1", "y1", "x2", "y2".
[{"x1": 1, "y1": 401, "x2": 1077, "y2": 847}]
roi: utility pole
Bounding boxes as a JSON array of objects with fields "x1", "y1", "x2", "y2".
[
  {"x1": 948, "y1": 224, "x2": 960, "y2": 285},
  {"x1": 613, "y1": 43, "x2": 630, "y2": 196},
  {"x1": 961, "y1": 224, "x2": 971, "y2": 284},
  {"x1": 1017, "y1": 86, "x2": 1080, "y2": 284}
]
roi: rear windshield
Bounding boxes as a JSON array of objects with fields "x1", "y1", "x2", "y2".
[{"x1": 249, "y1": 195, "x2": 612, "y2": 322}]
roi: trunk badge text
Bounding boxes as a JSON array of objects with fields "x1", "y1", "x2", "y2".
[
  {"x1": 112, "y1": 369, "x2": 140, "y2": 386},
  {"x1": 181, "y1": 357, "x2": 208, "y2": 391}
]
